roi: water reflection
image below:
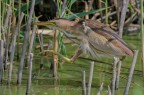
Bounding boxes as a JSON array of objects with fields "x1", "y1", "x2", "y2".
[
  {"x1": 0, "y1": 57, "x2": 144, "y2": 95},
  {"x1": 0, "y1": 86, "x2": 26, "y2": 95}
]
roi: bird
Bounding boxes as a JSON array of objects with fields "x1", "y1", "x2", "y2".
[{"x1": 33, "y1": 18, "x2": 134, "y2": 62}]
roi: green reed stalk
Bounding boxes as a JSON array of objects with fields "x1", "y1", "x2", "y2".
[
  {"x1": 105, "y1": 0, "x2": 108, "y2": 24},
  {"x1": 17, "y1": 0, "x2": 22, "y2": 60},
  {"x1": 11, "y1": 0, "x2": 14, "y2": 15},
  {"x1": 0, "y1": 0, "x2": 1, "y2": 40},
  {"x1": 1, "y1": 0, "x2": 5, "y2": 29},
  {"x1": 140, "y1": 0, "x2": 144, "y2": 76}
]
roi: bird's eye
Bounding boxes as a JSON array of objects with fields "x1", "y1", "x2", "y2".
[{"x1": 82, "y1": 22, "x2": 86, "y2": 27}]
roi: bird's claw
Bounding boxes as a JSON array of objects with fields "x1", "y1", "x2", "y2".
[{"x1": 69, "y1": 59, "x2": 75, "y2": 64}]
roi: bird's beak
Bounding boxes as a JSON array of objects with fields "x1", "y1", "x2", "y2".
[{"x1": 32, "y1": 21, "x2": 56, "y2": 26}]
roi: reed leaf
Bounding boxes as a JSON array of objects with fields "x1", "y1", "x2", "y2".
[{"x1": 68, "y1": 8, "x2": 106, "y2": 20}]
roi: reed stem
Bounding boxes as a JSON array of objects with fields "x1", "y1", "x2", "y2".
[
  {"x1": 0, "y1": 40, "x2": 4, "y2": 85},
  {"x1": 140, "y1": 0, "x2": 144, "y2": 77},
  {"x1": 26, "y1": 53, "x2": 33, "y2": 95},
  {"x1": 124, "y1": 50, "x2": 139, "y2": 95},
  {"x1": 17, "y1": 0, "x2": 35, "y2": 86},
  {"x1": 7, "y1": 13, "x2": 24, "y2": 85},
  {"x1": 82, "y1": 71, "x2": 86, "y2": 95},
  {"x1": 87, "y1": 62, "x2": 94, "y2": 95}
]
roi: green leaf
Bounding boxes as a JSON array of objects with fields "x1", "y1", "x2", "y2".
[
  {"x1": 70, "y1": 0, "x2": 77, "y2": 6},
  {"x1": 67, "y1": 8, "x2": 106, "y2": 20},
  {"x1": 128, "y1": 3, "x2": 134, "y2": 12}
]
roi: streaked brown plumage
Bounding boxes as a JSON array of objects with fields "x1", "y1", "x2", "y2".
[{"x1": 33, "y1": 18, "x2": 134, "y2": 61}]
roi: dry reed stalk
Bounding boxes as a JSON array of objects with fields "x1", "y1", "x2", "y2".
[
  {"x1": 26, "y1": 53, "x2": 33, "y2": 95},
  {"x1": 98, "y1": 0, "x2": 103, "y2": 21},
  {"x1": 98, "y1": 11, "x2": 117, "y2": 21},
  {"x1": 0, "y1": 0, "x2": 1, "y2": 40},
  {"x1": 61, "y1": 0, "x2": 67, "y2": 17},
  {"x1": 130, "y1": 0, "x2": 140, "y2": 14},
  {"x1": 140, "y1": 0, "x2": 144, "y2": 77},
  {"x1": 2, "y1": 6, "x2": 12, "y2": 41},
  {"x1": 135, "y1": 0, "x2": 140, "y2": 10},
  {"x1": 88, "y1": 0, "x2": 94, "y2": 10},
  {"x1": 0, "y1": 40, "x2": 4, "y2": 85},
  {"x1": 91, "y1": 13, "x2": 100, "y2": 20},
  {"x1": 53, "y1": 30, "x2": 58, "y2": 79},
  {"x1": 105, "y1": 0, "x2": 108, "y2": 25},
  {"x1": 116, "y1": 0, "x2": 129, "y2": 91},
  {"x1": 83, "y1": 0, "x2": 89, "y2": 19},
  {"x1": 26, "y1": 24, "x2": 37, "y2": 67},
  {"x1": 115, "y1": 60, "x2": 121, "y2": 89},
  {"x1": 115, "y1": 0, "x2": 122, "y2": 28},
  {"x1": 45, "y1": 40, "x2": 52, "y2": 55},
  {"x1": 10, "y1": 15, "x2": 16, "y2": 48},
  {"x1": 111, "y1": 57, "x2": 118, "y2": 95},
  {"x1": 110, "y1": 20, "x2": 117, "y2": 26},
  {"x1": 40, "y1": 33, "x2": 44, "y2": 53},
  {"x1": 4, "y1": 6, "x2": 12, "y2": 29},
  {"x1": 97, "y1": 82, "x2": 103, "y2": 95},
  {"x1": 7, "y1": 13, "x2": 24, "y2": 85},
  {"x1": 123, "y1": 50, "x2": 139, "y2": 95},
  {"x1": 87, "y1": 62, "x2": 94, "y2": 95},
  {"x1": 5, "y1": 9, "x2": 12, "y2": 69},
  {"x1": 37, "y1": 29, "x2": 43, "y2": 52},
  {"x1": 17, "y1": 0, "x2": 22, "y2": 60},
  {"x1": 17, "y1": 0, "x2": 35, "y2": 86},
  {"x1": 82, "y1": 71, "x2": 86, "y2": 95},
  {"x1": 124, "y1": 12, "x2": 137, "y2": 26},
  {"x1": 108, "y1": 85, "x2": 112, "y2": 95},
  {"x1": 118, "y1": 0, "x2": 130, "y2": 38}
]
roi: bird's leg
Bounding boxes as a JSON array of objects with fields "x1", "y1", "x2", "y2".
[{"x1": 71, "y1": 49, "x2": 83, "y2": 62}]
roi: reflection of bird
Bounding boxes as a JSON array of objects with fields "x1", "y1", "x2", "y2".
[{"x1": 33, "y1": 18, "x2": 134, "y2": 62}]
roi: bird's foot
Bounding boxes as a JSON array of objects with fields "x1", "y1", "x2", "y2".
[{"x1": 69, "y1": 58, "x2": 76, "y2": 64}]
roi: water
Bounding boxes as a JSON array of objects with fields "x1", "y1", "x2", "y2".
[
  {"x1": 0, "y1": 57, "x2": 143, "y2": 95},
  {"x1": 0, "y1": 36, "x2": 144, "y2": 95}
]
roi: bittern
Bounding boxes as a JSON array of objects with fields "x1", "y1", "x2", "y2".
[{"x1": 33, "y1": 18, "x2": 134, "y2": 62}]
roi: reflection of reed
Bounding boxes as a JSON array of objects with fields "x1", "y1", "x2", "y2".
[{"x1": 54, "y1": 86, "x2": 60, "y2": 95}]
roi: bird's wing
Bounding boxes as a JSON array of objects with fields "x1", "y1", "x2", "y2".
[
  {"x1": 83, "y1": 25, "x2": 133, "y2": 57},
  {"x1": 85, "y1": 19, "x2": 128, "y2": 45}
]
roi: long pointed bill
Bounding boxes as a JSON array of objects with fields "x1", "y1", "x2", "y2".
[{"x1": 32, "y1": 21, "x2": 56, "y2": 26}]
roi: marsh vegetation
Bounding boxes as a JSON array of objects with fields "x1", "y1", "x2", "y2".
[{"x1": 0, "y1": 0, "x2": 144, "y2": 95}]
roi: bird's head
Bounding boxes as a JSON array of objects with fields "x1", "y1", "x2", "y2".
[{"x1": 33, "y1": 18, "x2": 79, "y2": 31}]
